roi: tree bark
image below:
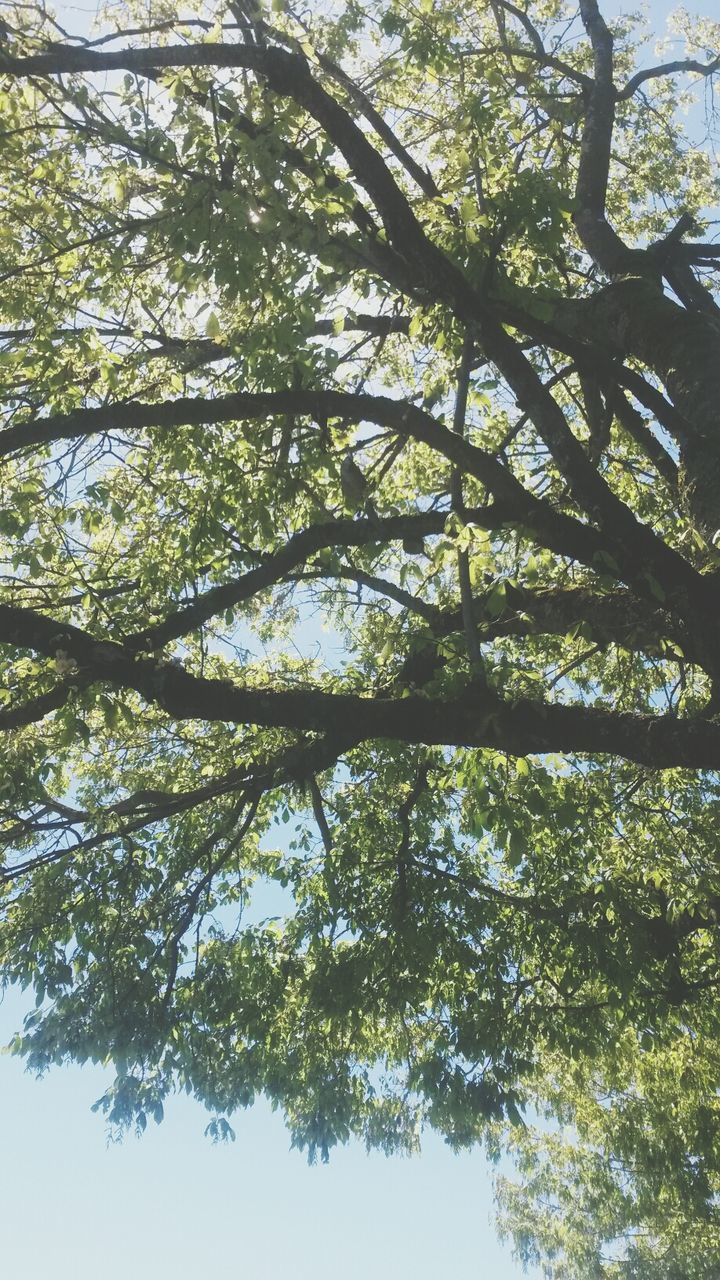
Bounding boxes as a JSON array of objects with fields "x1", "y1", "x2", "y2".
[{"x1": 561, "y1": 278, "x2": 720, "y2": 534}]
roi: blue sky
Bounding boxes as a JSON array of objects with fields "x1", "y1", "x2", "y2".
[{"x1": 0, "y1": 982, "x2": 534, "y2": 1280}]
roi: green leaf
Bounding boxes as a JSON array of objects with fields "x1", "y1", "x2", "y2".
[{"x1": 205, "y1": 311, "x2": 222, "y2": 340}]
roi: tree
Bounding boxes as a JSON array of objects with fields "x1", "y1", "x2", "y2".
[
  {"x1": 1, "y1": 0, "x2": 720, "y2": 1263},
  {"x1": 493, "y1": 1028, "x2": 720, "y2": 1276}
]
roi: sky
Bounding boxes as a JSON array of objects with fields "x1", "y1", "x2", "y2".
[
  {"x1": 0, "y1": 983, "x2": 535, "y2": 1280},
  {"x1": 2, "y1": 1, "x2": 718, "y2": 1277}
]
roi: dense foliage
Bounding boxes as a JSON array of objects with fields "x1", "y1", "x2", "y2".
[{"x1": 1, "y1": 0, "x2": 720, "y2": 1270}]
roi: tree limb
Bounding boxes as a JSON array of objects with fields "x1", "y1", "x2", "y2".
[{"x1": 618, "y1": 54, "x2": 720, "y2": 101}]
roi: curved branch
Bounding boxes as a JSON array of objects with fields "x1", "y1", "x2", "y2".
[
  {"x1": 127, "y1": 511, "x2": 457, "y2": 650},
  {"x1": 4, "y1": 375, "x2": 712, "y2": 630},
  {"x1": 618, "y1": 54, "x2": 720, "y2": 101},
  {"x1": 0, "y1": 729, "x2": 353, "y2": 882},
  {"x1": 0, "y1": 388, "x2": 617, "y2": 576}
]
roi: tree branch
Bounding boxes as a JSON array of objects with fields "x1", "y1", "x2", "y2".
[
  {"x1": 433, "y1": 582, "x2": 694, "y2": 662},
  {"x1": 0, "y1": 602, "x2": 718, "y2": 770},
  {"x1": 451, "y1": 333, "x2": 487, "y2": 682},
  {"x1": 618, "y1": 54, "x2": 720, "y2": 101},
  {"x1": 573, "y1": 0, "x2": 635, "y2": 274},
  {"x1": 610, "y1": 389, "x2": 679, "y2": 495},
  {"x1": 0, "y1": 387, "x2": 619, "y2": 580},
  {"x1": 0, "y1": 681, "x2": 77, "y2": 729},
  {"x1": 486, "y1": 0, "x2": 592, "y2": 90}
]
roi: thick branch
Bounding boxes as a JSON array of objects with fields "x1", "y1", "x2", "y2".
[
  {"x1": 0, "y1": 681, "x2": 76, "y2": 729},
  {"x1": 7, "y1": 374, "x2": 714, "y2": 636},
  {"x1": 0, "y1": 603, "x2": 719, "y2": 770},
  {"x1": 435, "y1": 583, "x2": 693, "y2": 661},
  {"x1": 618, "y1": 54, "x2": 720, "y2": 101},
  {"x1": 127, "y1": 511, "x2": 461, "y2": 650},
  {"x1": 573, "y1": 0, "x2": 634, "y2": 274}
]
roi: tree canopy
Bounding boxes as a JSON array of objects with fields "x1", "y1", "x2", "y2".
[{"x1": 1, "y1": 0, "x2": 720, "y2": 1270}]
